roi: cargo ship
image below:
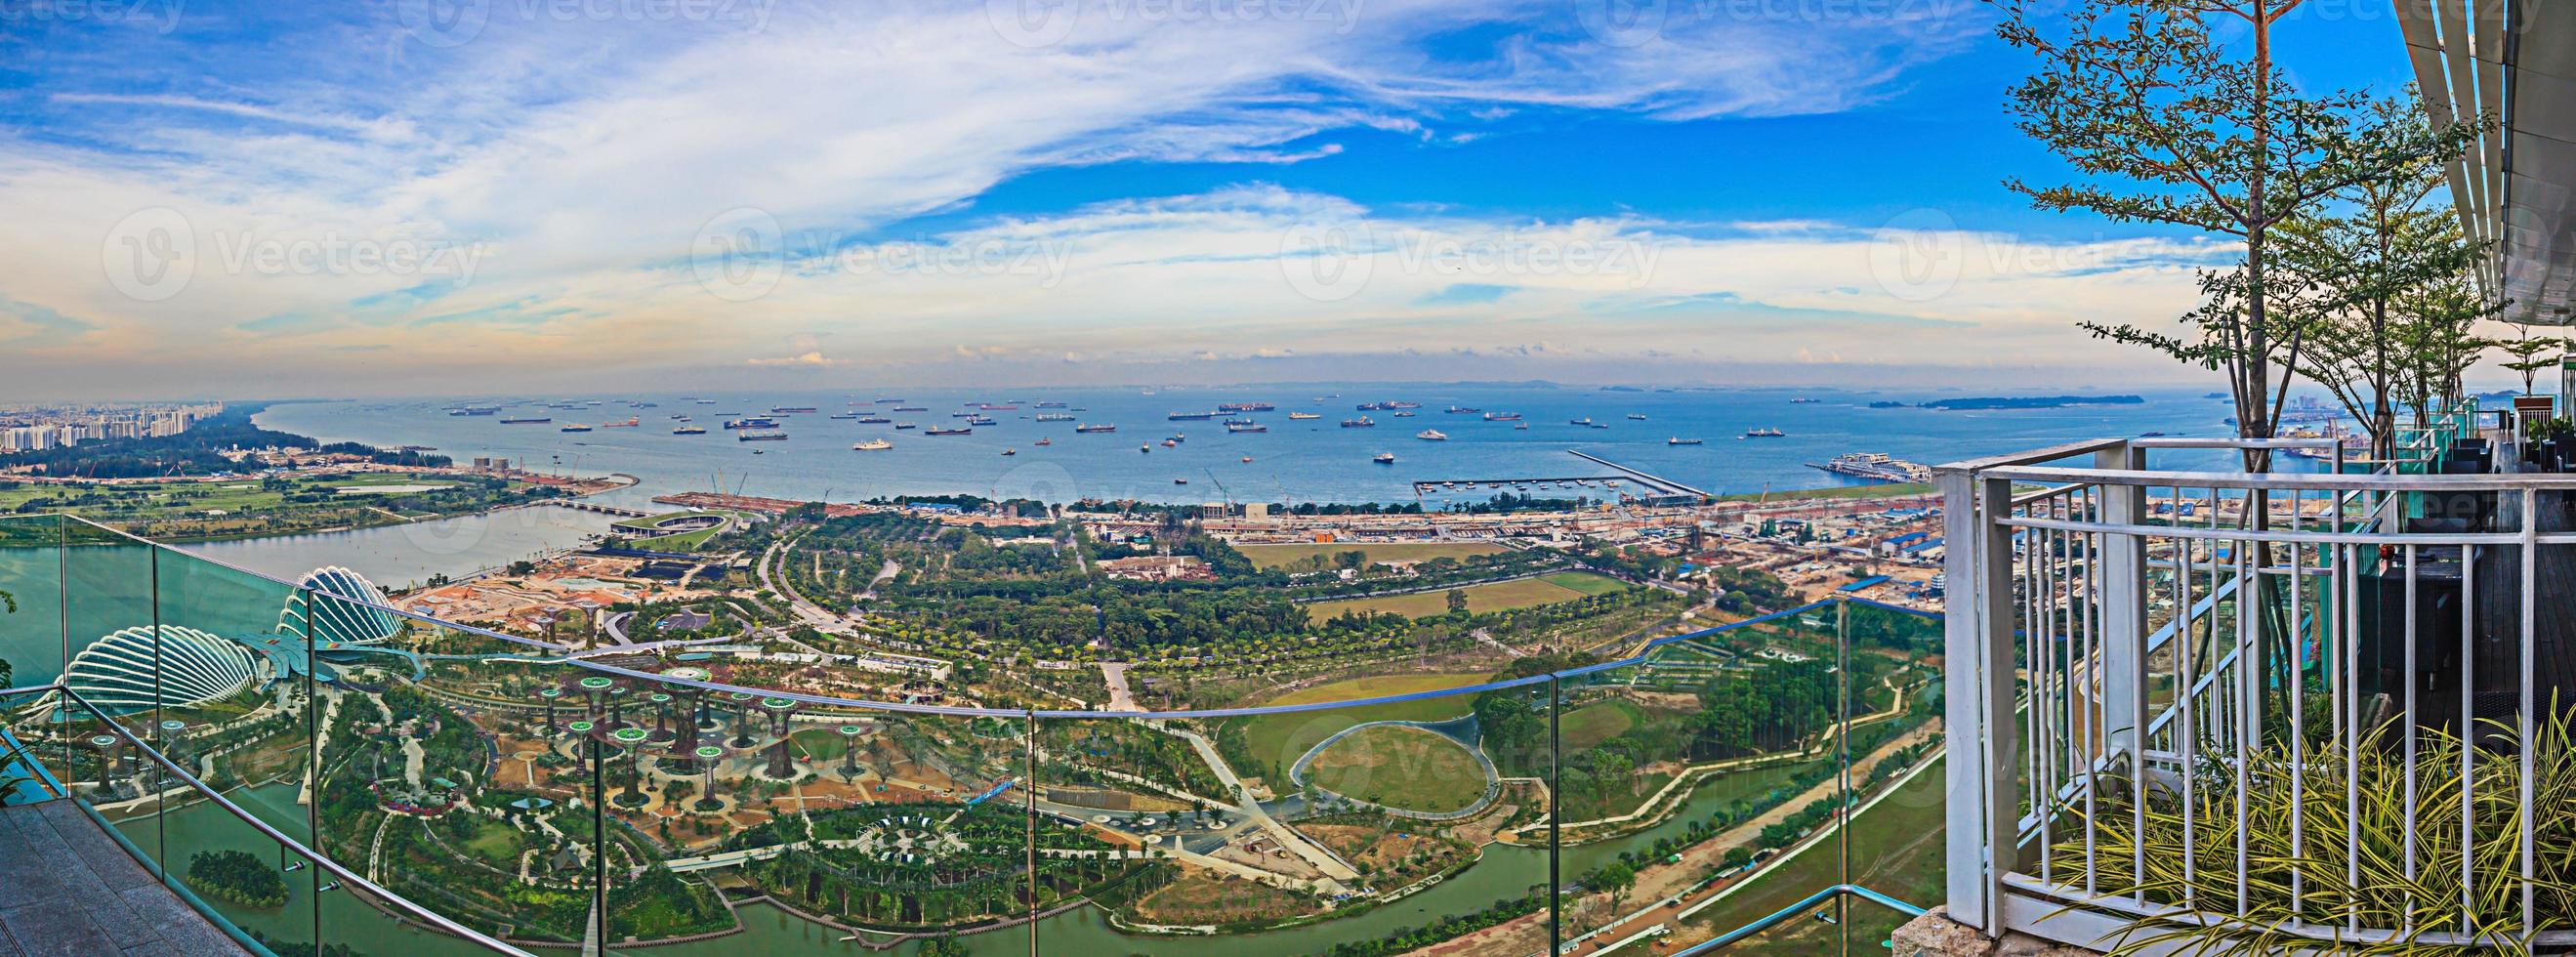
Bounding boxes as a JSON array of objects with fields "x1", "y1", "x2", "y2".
[
  {"x1": 1342, "y1": 416, "x2": 1375, "y2": 428},
  {"x1": 500, "y1": 416, "x2": 552, "y2": 424},
  {"x1": 1809, "y1": 452, "x2": 1932, "y2": 483},
  {"x1": 1668, "y1": 437, "x2": 1704, "y2": 445},
  {"x1": 830, "y1": 412, "x2": 860, "y2": 420},
  {"x1": 977, "y1": 403, "x2": 1018, "y2": 411},
  {"x1": 673, "y1": 425, "x2": 707, "y2": 435},
  {"x1": 1075, "y1": 423, "x2": 1117, "y2": 434},
  {"x1": 737, "y1": 430, "x2": 788, "y2": 441},
  {"x1": 852, "y1": 438, "x2": 893, "y2": 450},
  {"x1": 968, "y1": 416, "x2": 999, "y2": 426},
  {"x1": 723, "y1": 417, "x2": 779, "y2": 430},
  {"x1": 561, "y1": 424, "x2": 593, "y2": 433},
  {"x1": 1356, "y1": 400, "x2": 1420, "y2": 411},
  {"x1": 1035, "y1": 413, "x2": 1075, "y2": 422},
  {"x1": 1168, "y1": 411, "x2": 1216, "y2": 421},
  {"x1": 1035, "y1": 401, "x2": 1068, "y2": 408},
  {"x1": 925, "y1": 427, "x2": 972, "y2": 437},
  {"x1": 894, "y1": 422, "x2": 917, "y2": 430},
  {"x1": 448, "y1": 406, "x2": 499, "y2": 416},
  {"x1": 601, "y1": 417, "x2": 639, "y2": 428},
  {"x1": 1217, "y1": 401, "x2": 1273, "y2": 412},
  {"x1": 893, "y1": 406, "x2": 929, "y2": 412},
  {"x1": 1445, "y1": 405, "x2": 1481, "y2": 414},
  {"x1": 1627, "y1": 413, "x2": 1647, "y2": 421},
  {"x1": 1744, "y1": 428, "x2": 1785, "y2": 437},
  {"x1": 771, "y1": 406, "x2": 818, "y2": 414},
  {"x1": 1482, "y1": 411, "x2": 1522, "y2": 421},
  {"x1": 1569, "y1": 417, "x2": 1595, "y2": 427},
  {"x1": 857, "y1": 415, "x2": 892, "y2": 424},
  {"x1": 1226, "y1": 422, "x2": 1267, "y2": 434},
  {"x1": 1416, "y1": 429, "x2": 1447, "y2": 440},
  {"x1": 1287, "y1": 411, "x2": 1320, "y2": 420}
]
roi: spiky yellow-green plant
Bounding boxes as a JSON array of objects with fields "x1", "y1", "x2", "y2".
[{"x1": 2054, "y1": 711, "x2": 2576, "y2": 955}]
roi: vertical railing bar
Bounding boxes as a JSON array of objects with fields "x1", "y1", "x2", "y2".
[
  {"x1": 2029, "y1": 500, "x2": 2052, "y2": 887},
  {"x1": 2343, "y1": 541, "x2": 2359, "y2": 935},
  {"x1": 2235, "y1": 525, "x2": 2252, "y2": 918},
  {"x1": 2462, "y1": 543, "x2": 2475, "y2": 936},
  {"x1": 2519, "y1": 486, "x2": 2535, "y2": 937},
  {"x1": 2298, "y1": 495, "x2": 2318, "y2": 928},
  {"x1": 2404, "y1": 542, "x2": 2419, "y2": 936},
  {"x1": 2176, "y1": 508, "x2": 2198, "y2": 913}
]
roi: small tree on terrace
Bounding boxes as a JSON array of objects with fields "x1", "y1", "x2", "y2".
[{"x1": 2498, "y1": 324, "x2": 2559, "y2": 396}]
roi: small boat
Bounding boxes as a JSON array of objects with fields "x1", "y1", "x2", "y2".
[
  {"x1": 1342, "y1": 417, "x2": 1375, "y2": 428},
  {"x1": 1034, "y1": 437, "x2": 1053, "y2": 446},
  {"x1": 1139, "y1": 444, "x2": 1150, "y2": 453},
  {"x1": 561, "y1": 424, "x2": 594, "y2": 433},
  {"x1": 1416, "y1": 429, "x2": 1447, "y2": 441},
  {"x1": 1174, "y1": 478, "x2": 1188, "y2": 485},
  {"x1": 1446, "y1": 405, "x2": 1481, "y2": 414},
  {"x1": 1482, "y1": 411, "x2": 1522, "y2": 421},
  {"x1": 1669, "y1": 437, "x2": 1705, "y2": 445},
  {"x1": 1515, "y1": 422, "x2": 1529, "y2": 430},
  {"x1": 1374, "y1": 452, "x2": 1396, "y2": 464},
  {"x1": 1240, "y1": 456, "x2": 1253, "y2": 463},
  {"x1": 1162, "y1": 439, "x2": 1178, "y2": 447},
  {"x1": 1001, "y1": 448, "x2": 1017, "y2": 456},
  {"x1": 673, "y1": 426, "x2": 707, "y2": 435},
  {"x1": 852, "y1": 438, "x2": 893, "y2": 451},
  {"x1": 1393, "y1": 410, "x2": 1417, "y2": 417},
  {"x1": 895, "y1": 422, "x2": 917, "y2": 430},
  {"x1": 1569, "y1": 417, "x2": 1595, "y2": 427},
  {"x1": 1627, "y1": 413, "x2": 1647, "y2": 421}
]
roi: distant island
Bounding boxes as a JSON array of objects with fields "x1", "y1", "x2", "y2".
[{"x1": 1877, "y1": 395, "x2": 2147, "y2": 411}]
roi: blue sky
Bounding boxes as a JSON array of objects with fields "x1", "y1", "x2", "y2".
[{"x1": 0, "y1": 0, "x2": 2431, "y2": 398}]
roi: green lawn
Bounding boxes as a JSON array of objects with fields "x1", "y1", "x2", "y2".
[
  {"x1": 1542, "y1": 570, "x2": 1630, "y2": 596},
  {"x1": 1226, "y1": 673, "x2": 1492, "y2": 787},
  {"x1": 1304, "y1": 571, "x2": 1626, "y2": 621},
  {"x1": 1239, "y1": 541, "x2": 1506, "y2": 570},
  {"x1": 1303, "y1": 725, "x2": 1484, "y2": 814},
  {"x1": 459, "y1": 817, "x2": 525, "y2": 868},
  {"x1": 1681, "y1": 756, "x2": 1946, "y2": 954},
  {"x1": 1557, "y1": 698, "x2": 1641, "y2": 751},
  {"x1": 789, "y1": 727, "x2": 854, "y2": 761}
]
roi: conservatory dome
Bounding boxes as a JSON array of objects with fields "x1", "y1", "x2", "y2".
[
  {"x1": 280, "y1": 565, "x2": 402, "y2": 648},
  {"x1": 49, "y1": 625, "x2": 261, "y2": 716}
]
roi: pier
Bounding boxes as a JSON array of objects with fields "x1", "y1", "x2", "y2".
[{"x1": 1410, "y1": 450, "x2": 1707, "y2": 503}]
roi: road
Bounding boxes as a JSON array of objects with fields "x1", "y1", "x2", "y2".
[{"x1": 1099, "y1": 661, "x2": 1141, "y2": 711}]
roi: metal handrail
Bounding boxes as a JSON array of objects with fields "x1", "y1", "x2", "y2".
[{"x1": 1672, "y1": 884, "x2": 1926, "y2": 953}]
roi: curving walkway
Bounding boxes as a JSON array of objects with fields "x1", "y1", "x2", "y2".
[{"x1": 1286, "y1": 714, "x2": 1503, "y2": 822}]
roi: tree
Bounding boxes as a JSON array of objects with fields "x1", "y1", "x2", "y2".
[
  {"x1": 2498, "y1": 324, "x2": 2559, "y2": 396},
  {"x1": 1597, "y1": 858, "x2": 1637, "y2": 914},
  {"x1": 1998, "y1": 0, "x2": 2478, "y2": 469},
  {"x1": 2270, "y1": 97, "x2": 2489, "y2": 459},
  {"x1": 1445, "y1": 589, "x2": 1469, "y2": 614}
]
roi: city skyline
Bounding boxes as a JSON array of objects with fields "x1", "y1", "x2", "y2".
[{"x1": 0, "y1": 1, "x2": 2418, "y2": 399}]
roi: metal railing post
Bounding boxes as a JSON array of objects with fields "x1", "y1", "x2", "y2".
[
  {"x1": 1938, "y1": 465, "x2": 2017, "y2": 932},
  {"x1": 2098, "y1": 445, "x2": 2147, "y2": 788}
]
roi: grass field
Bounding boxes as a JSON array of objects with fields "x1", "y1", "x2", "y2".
[
  {"x1": 1303, "y1": 725, "x2": 1485, "y2": 814},
  {"x1": 459, "y1": 817, "x2": 523, "y2": 868},
  {"x1": 1226, "y1": 673, "x2": 1492, "y2": 787},
  {"x1": 789, "y1": 727, "x2": 854, "y2": 761},
  {"x1": 1558, "y1": 698, "x2": 1641, "y2": 751},
  {"x1": 1239, "y1": 541, "x2": 1506, "y2": 569},
  {"x1": 1681, "y1": 756, "x2": 1945, "y2": 954},
  {"x1": 1304, "y1": 571, "x2": 1625, "y2": 621}
]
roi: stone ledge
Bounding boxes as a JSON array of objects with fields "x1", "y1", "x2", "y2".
[{"x1": 1891, "y1": 907, "x2": 2100, "y2": 957}]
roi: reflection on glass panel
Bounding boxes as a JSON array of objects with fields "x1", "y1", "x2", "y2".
[{"x1": 0, "y1": 516, "x2": 63, "y2": 791}]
